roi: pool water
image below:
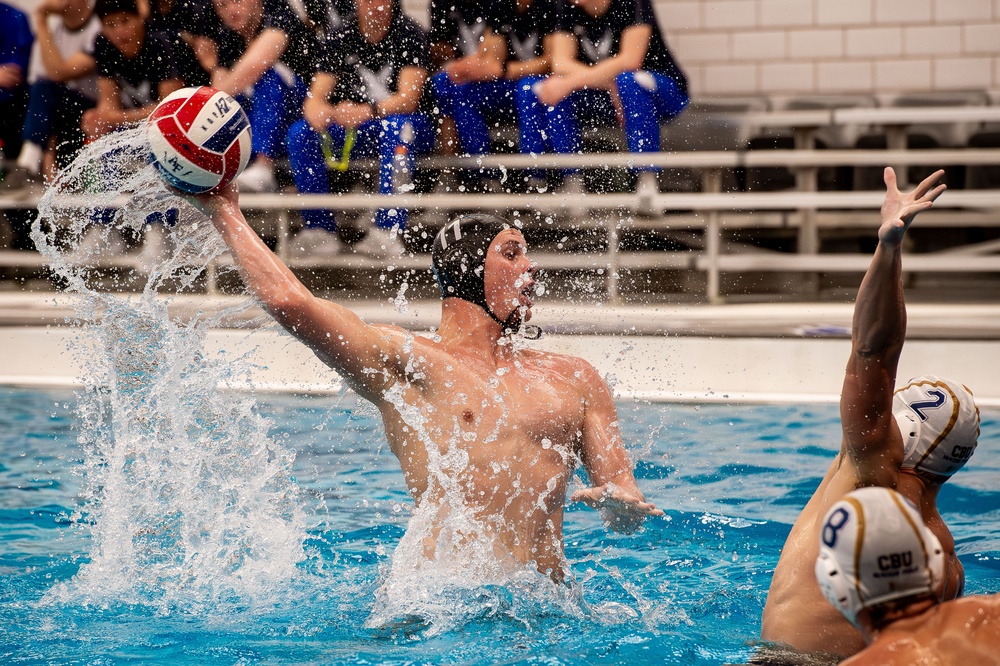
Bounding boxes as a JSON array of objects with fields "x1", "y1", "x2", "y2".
[{"x1": 2, "y1": 386, "x2": 998, "y2": 665}]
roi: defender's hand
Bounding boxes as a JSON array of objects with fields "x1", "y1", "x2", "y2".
[
  {"x1": 572, "y1": 483, "x2": 664, "y2": 533},
  {"x1": 879, "y1": 167, "x2": 946, "y2": 247}
]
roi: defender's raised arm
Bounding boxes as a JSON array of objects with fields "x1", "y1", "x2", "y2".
[{"x1": 840, "y1": 168, "x2": 946, "y2": 486}]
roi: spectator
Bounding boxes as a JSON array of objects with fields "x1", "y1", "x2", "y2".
[
  {"x1": 523, "y1": 0, "x2": 688, "y2": 206},
  {"x1": 0, "y1": 1, "x2": 32, "y2": 177},
  {"x1": 145, "y1": 0, "x2": 220, "y2": 88},
  {"x1": 1, "y1": 0, "x2": 100, "y2": 191},
  {"x1": 427, "y1": 0, "x2": 494, "y2": 161},
  {"x1": 286, "y1": 0, "x2": 431, "y2": 258},
  {"x1": 209, "y1": 0, "x2": 318, "y2": 192},
  {"x1": 74, "y1": 0, "x2": 183, "y2": 262},
  {"x1": 82, "y1": 0, "x2": 183, "y2": 138},
  {"x1": 446, "y1": 0, "x2": 559, "y2": 192}
]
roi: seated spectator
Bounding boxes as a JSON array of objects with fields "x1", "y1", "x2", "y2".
[
  {"x1": 82, "y1": 0, "x2": 183, "y2": 138},
  {"x1": 427, "y1": 0, "x2": 494, "y2": 162},
  {"x1": 286, "y1": 0, "x2": 431, "y2": 258},
  {"x1": 74, "y1": 0, "x2": 183, "y2": 262},
  {"x1": 0, "y1": 1, "x2": 33, "y2": 179},
  {"x1": 446, "y1": 0, "x2": 559, "y2": 192},
  {"x1": 145, "y1": 0, "x2": 220, "y2": 88},
  {"x1": 209, "y1": 0, "x2": 318, "y2": 192},
  {"x1": 523, "y1": 0, "x2": 688, "y2": 205},
  {"x1": 1, "y1": 0, "x2": 99, "y2": 191}
]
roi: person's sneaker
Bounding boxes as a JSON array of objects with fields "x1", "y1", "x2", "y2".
[
  {"x1": 290, "y1": 227, "x2": 344, "y2": 258},
  {"x1": 635, "y1": 170, "x2": 661, "y2": 217},
  {"x1": 67, "y1": 225, "x2": 127, "y2": 264},
  {"x1": 352, "y1": 226, "x2": 406, "y2": 258},
  {"x1": 137, "y1": 224, "x2": 172, "y2": 269},
  {"x1": 0, "y1": 167, "x2": 42, "y2": 192},
  {"x1": 236, "y1": 161, "x2": 278, "y2": 193}
]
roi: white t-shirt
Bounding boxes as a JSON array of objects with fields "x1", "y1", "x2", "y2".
[{"x1": 28, "y1": 14, "x2": 100, "y2": 101}]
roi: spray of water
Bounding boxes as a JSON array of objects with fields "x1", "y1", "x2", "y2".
[{"x1": 31, "y1": 127, "x2": 307, "y2": 612}]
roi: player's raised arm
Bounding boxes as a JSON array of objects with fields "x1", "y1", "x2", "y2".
[
  {"x1": 571, "y1": 360, "x2": 662, "y2": 533},
  {"x1": 840, "y1": 168, "x2": 947, "y2": 485},
  {"x1": 191, "y1": 184, "x2": 411, "y2": 401}
]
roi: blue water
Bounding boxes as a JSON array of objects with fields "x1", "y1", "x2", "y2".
[{"x1": 2, "y1": 386, "x2": 998, "y2": 665}]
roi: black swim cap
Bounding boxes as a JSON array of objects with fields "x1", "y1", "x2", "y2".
[
  {"x1": 431, "y1": 214, "x2": 540, "y2": 339},
  {"x1": 432, "y1": 213, "x2": 509, "y2": 311}
]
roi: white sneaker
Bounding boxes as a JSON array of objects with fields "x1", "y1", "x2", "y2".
[
  {"x1": 352, "y1": 226, "x2": 406, "y2": 258},
  {"x1": 236, "y1": 161, "x2": 277, "y2": 193},
  {"x1": 635, "y1": 170, "x2": 661, "y2": 216},
  {"x1": 137, "y1": 224, "x2": 172, "y2": 268},
  {"x1": 67, "y1": 225, "x2": 127, "y2": 264},
  {"x1": 290, "y1": 228, "x2": 343, "y2": 258}
]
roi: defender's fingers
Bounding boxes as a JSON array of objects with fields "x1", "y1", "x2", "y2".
[
  {"x1": 920, "y1": 182, "x2": 947, "y2": 204},
  {"x1": 883, "y1": 166, "x2": 898, "y2": 191},
  {"x1": 912, "y1": 169, "x2": 946, "y2": 198}
]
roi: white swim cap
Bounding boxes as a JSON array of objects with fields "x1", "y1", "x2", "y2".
[
  {"x1": 893, "y1": 375, "x2": 980, "y2": 479},
  {"x1": 815, "y1": 487, "x2": 944, "y2": 628}
]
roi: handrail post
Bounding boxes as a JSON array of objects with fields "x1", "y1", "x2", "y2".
[
  {"x1": 206, "y1": 259, "x2": 217, "y2": 295},
  {"x1": 275, "y1": 209, "x2": 290, "y2": 261},
  {"x1": 703, "y1": 168, "x2": 722, "y2": 304},
  {"x1": 794, "y1": 127, "x2": 820, "y2": 296},
  {"x1": 606, "y1": 212, "x2": 621, "y2": 305}
]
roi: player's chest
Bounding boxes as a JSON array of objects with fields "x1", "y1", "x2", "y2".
[{"x1": 450, "y1": 365, "x2": 584, "y2": 445}]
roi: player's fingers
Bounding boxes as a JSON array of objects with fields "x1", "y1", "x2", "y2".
[
  {"x1": 883, "y1": 166, "x2": 898, "y2": 192},
  {"x1": 919, "y1": 182, "x2": 947, "y2": 204},
  {"x1": 912, "y1": 169, "x2": 946, "y2": 199}
]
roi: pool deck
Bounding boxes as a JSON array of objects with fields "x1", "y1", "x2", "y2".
[{"x1": 1, "y1": 293, "x2": 998, "y2": 405}]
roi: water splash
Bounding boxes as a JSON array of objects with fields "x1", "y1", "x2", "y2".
[
  {"x1": 31, "y1": 127, "x2": 307, "y2": 612},
  {"x1": 364, "y1": 384, "x2": 592, "y2": 635}
]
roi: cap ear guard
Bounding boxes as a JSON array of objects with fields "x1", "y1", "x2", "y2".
[
  {"x1": 815, "y1": 548, "x2": 863, "y2": 628},
  {"x1": 894, "y1": 375, "x2": 980, "y2": 479},
  {"x1": 815, "y1": 487, "x2": 946, "y2": 629}
]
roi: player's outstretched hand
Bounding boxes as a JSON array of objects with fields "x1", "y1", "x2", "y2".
[
  {"x1": 572, "y1": 483, "x2": 664, "y2": 534},
  {"x1": 879, "y1": 167, "x2": 947, "y2": 246}
]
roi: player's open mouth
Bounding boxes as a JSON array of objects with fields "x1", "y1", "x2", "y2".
[{"x1": 520, "y1": 283, "x2": 535, "y2": 308}]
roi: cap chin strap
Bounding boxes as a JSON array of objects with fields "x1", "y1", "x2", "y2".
[{"x1": 482, "y1": 303, "x2": 542, "y2": 340}]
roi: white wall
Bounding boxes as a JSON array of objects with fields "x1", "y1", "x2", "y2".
[{"x1": 655, "y1": 0, "x2": 1000, "y2": 99}]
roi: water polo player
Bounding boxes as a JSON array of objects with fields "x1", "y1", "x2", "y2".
[
  {"x1": 815, "y1": 487, "x2": 1000, "y2": 664},
  {"x1": 188, "y1": 187, "x2": 662, "y2": 583},
  {"x1": 759, "y1": 168, "x2": 981, "y2": 660}
]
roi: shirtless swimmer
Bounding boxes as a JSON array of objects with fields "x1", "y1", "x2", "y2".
[{"x1": 191, "y1": 187, "x2": 663, "y2": 582}]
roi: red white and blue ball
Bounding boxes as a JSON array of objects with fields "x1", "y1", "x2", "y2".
[{"x1": 147, "y1": 86, "x2": 251, "y2": 194}]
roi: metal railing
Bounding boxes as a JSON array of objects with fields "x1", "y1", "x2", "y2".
[{"x1": 2, "y1": 147, "x2": 1000, "y2": 303}]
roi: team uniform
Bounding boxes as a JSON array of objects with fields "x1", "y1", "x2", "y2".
[
  {"x1": 92, "y1": 30, "x2": 181, "y2": 111},
  {"x1": 146, "y1": 0, "x2": 220, "y2": 87},
  {"x1": 448, "y1": 0, "x2": 558, "y2": 170},
  {"x1": 521, "y1": 0, "x2": 688, "y2": 167},
  {"x1": 286, "y1": 10, "x2": 433, "y2": 232},
  {"x1": 214, "y1": 0, "x2": 316, "y2": 162},
  {"x1": 428, "y1": 0, "x2": 493, "y2": 120}
]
